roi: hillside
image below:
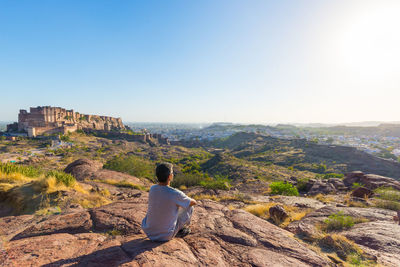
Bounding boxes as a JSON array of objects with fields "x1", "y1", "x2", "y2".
[{"x1": 206, "y1": 132, "x2": 400, "y2": 179}]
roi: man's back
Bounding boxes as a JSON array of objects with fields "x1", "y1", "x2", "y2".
[{"x1": 142, "y1": 184, "x2": 191, "y2": 241}]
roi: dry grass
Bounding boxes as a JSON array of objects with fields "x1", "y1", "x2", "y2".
[
  {"x1": 72, "y1": 193, "x2": 111, "y2": 209},
  {"x1": 244, "y1": 202, "x2": 311, "y2": 227},
  {"x1": 0, "y1": 168, "x2": 110, "y2": 214},
  {"x1": 92, "y1": 179, "x2": 147, "y2": 191},
  {"x1": 191, "y1": 193, "x2": 257, "y2": 204},
  {"x1": 314, "y1": 194, "x2": 336, "y2": 203}
]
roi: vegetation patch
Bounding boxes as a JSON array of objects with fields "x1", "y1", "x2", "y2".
[
  {"x1": 0, "y1": 162, "x2": 109, "y2": 214},
  {"x1": 93, "y1": 179, "x2": 147, "y2": 191},
  {"x1": 104, "y1": 155, "x2": 155, "y2": 181},
  {"x1": 373, "y1": 187, "x2": 400, "y2": 211},
  {"x1": 269, "y1": 181, "x2": 299, "y2": 196},
  {"x1": 244, "y1": 202, "x2": 310, "y2": 227},
  {"x1": 321, "y1": 212, "x2": 368, "y2": 232}
]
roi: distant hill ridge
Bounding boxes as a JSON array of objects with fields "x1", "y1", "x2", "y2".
[{"x1": 209, "y1": 132, "x2": 400, "y2": 179}]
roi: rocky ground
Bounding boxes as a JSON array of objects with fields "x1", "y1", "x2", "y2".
[{"x1": 1, "y1": 160, "x2": 400, "y2": 266}]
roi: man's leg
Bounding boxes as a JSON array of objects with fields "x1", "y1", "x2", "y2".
[{"x1": 173, "y1": 206, "x2": 193, "y2": 237}]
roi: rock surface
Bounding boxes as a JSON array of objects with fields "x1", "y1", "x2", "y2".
[
  {"x1": 351, "y1": 186, "x2": 374, "y2": 198},
  {"x1": 288, "y1": 205, "x2": 400, "y2": 267},
  {"x1": 0, "y1": 198, "x2": 332, "y2": 266},
  {"x1": 64, "y1": 159, "x2": 150, "y2": 187},
  {"x1": 343, "y1": 171, "x2": 400, "y2": 191},
  {"x1": 343, "y1": 221, "x2": 400, "y2": 267}
]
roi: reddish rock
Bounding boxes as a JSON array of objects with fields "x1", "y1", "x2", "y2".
[
  {"x1": 90, "y1": 200, "x2": 147, "y2": 234},
  {"x1": 269, "y1": 204, "x2": 289, "y2": 224},
  {"x1": 12, "y1": 211, "x2": 92, "y2": 240},
  {"x1": 343, "y1": 221, "x2": 400, "y2": 267},
  {"x1": 343, "y1": 171, "x2": 400, "y2": 191},
  {"x1": 65, "y1": 159, "x2": 150, "y2": 187},
  {"x1": 351, "y1": 186, "x2": 374, "y2": 198}
]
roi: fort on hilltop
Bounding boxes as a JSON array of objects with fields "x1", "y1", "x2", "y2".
[{"x1": 7, "y1": 106, "x2": 125, "y2": 137}]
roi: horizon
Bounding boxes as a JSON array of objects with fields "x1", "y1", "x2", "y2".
[{"x1": 1, "y1": 0, "x2": 399, "y2": 123}]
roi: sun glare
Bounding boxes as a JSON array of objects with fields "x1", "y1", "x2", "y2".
[{"x1": 335, "y1": 2, "x2": 400, "y2": 80}]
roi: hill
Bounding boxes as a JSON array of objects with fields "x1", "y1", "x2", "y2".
[{"x1": 205, "y1": 132, "x2": 400, "y2": 179}]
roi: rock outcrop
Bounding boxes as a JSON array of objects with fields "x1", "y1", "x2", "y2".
[
  {"x1": 288, "y1": 205, "x2": 400, "y2": 267},
  {"x1": 64, "y1": 159, "x2": 150, "y2": 187},
  {"x1": 343, "y1": 171, "x2": 400, "y2": 191},
  {"x1": 1, "y1": 198, "x2": 332, "y2": 266}
]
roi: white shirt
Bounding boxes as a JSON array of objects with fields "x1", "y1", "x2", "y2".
[{"x1": 141, "y1": 184, "x2": 192, "y2": 241}]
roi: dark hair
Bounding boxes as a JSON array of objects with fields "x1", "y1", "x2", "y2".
[{"x1": 156, "y1": 163, "x2": 173, "y2": 183}]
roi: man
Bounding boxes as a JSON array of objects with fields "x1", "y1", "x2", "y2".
[{"x1": 142, "y1": 163, "x2": 197, "y2": 241}]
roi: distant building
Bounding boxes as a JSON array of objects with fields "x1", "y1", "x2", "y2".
[{"x1": 7, "y1": 106, "x2": 125, "y2": 137}]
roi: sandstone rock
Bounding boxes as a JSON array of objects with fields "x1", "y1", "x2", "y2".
[
  {"x1": 1, "y1": 198, "x2": 333, "y2": 266},
  {"x1": 269, "y1": 204, "x2": 289, "y2": 224},
  {"x1": 327, "y1": 178, "x2": 347, "y2": 191},
  {"x1": 308, "y1": 180, "x2": 336, "y2": 195},
  {"x1": 64, "y1": 159, "x2": 103, "y2": 181},
  {"x1": 343, "y1": 221, "x2": 400, "y2": 267},
  {"x1": 343, "y1": 171, "x2": 400, "y2": 191},
  {"x1": 271, "y1": 195, "x2": 325, "y2": 209},
  {"x1": 89, "y1": 200, "x2": 148, "y2": 234},
  {"x1": 65, "y1": 159, "x2": 150, "y2": 187},
  {"x1": 11, "y1": 211, "x2": 92, "y2": 240},
  {"x1": 351, "y1": 186, "x2": 374, "y2": 198},
  {"x1": 1, "y1": 233, "x2": 110, "y2": 267}
]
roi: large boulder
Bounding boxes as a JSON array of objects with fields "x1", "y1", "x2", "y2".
[
  {"x1": 308, "y1": 180, "x2": 336, "y2": 195},
  {"x1": 269, "y1": 204, "x2": 289, "y2": 224},
  {"x1": 343, "y1": 171, "x2": 400, "y2": 191},
  {"x1": 351, "y1": 186, "x2": 374, "y2": 199},
  {"x1": 64, "y1": 159, "x2": 103, "y2": 181},
  {"x1": 64, "y1": 159, "x2": 150, "y2": 187}
]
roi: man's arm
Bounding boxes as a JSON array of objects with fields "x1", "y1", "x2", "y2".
[{"x1": 189, "y1": 199, "x2": 197, "y2": 207}]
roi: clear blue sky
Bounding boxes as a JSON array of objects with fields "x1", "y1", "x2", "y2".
[{"x1": 1, "y1": 0, "x2": 399, "y2": 123}]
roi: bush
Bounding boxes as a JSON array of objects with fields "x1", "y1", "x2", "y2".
[
  {"x1": 171, "y1": 173, "x2": 205, "y2": 188},
  {"x1": 104, "y1": 155, "x2": 155, "y2": 181},
  {"x1": 323, "y1": 212, "x2": 355, "y2": 231},
  {"x1": 200, "y1": 177, "x2": 231, "y2": 190},
  {"x1": 269, "y1": 181, "x2": 299, "y2": 196}
]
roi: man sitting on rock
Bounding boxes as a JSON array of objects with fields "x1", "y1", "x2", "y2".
[{"x1": 142, "y1": 163, "x2": 197, "y2": 241}]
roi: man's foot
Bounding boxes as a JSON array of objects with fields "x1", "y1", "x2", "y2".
[{"x1": 176, "y1": 227, "x2": 191, "y2": 237}]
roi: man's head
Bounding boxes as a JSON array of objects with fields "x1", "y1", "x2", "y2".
[{"x1": 156, "y1": 163, "x2": 173, "y2": 183}]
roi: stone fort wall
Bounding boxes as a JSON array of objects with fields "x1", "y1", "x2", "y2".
[{"x1": 12, "y1": 106, "x2": 125, "y2": 137}]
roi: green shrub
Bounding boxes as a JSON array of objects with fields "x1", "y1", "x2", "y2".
[
  {"x1": 323, "y1": 212, "x2": 355, "y2": 231},
  {"x1": 200, "y1": 177, "x2": 231, "y2": 190},
  {"x1": 104, "y1": 155, "x2": 155, "y2": 181},
  {"x1": 171, "y1": 173, "x2": 204, "y2": 188},
  {"x1": 269, "y1": 181, "x2": 299, "y2": 196}
]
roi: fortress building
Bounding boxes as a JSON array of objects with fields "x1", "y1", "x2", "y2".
[{"x1": 7, "y1": 106, "x2": 125, "y2": 137}]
